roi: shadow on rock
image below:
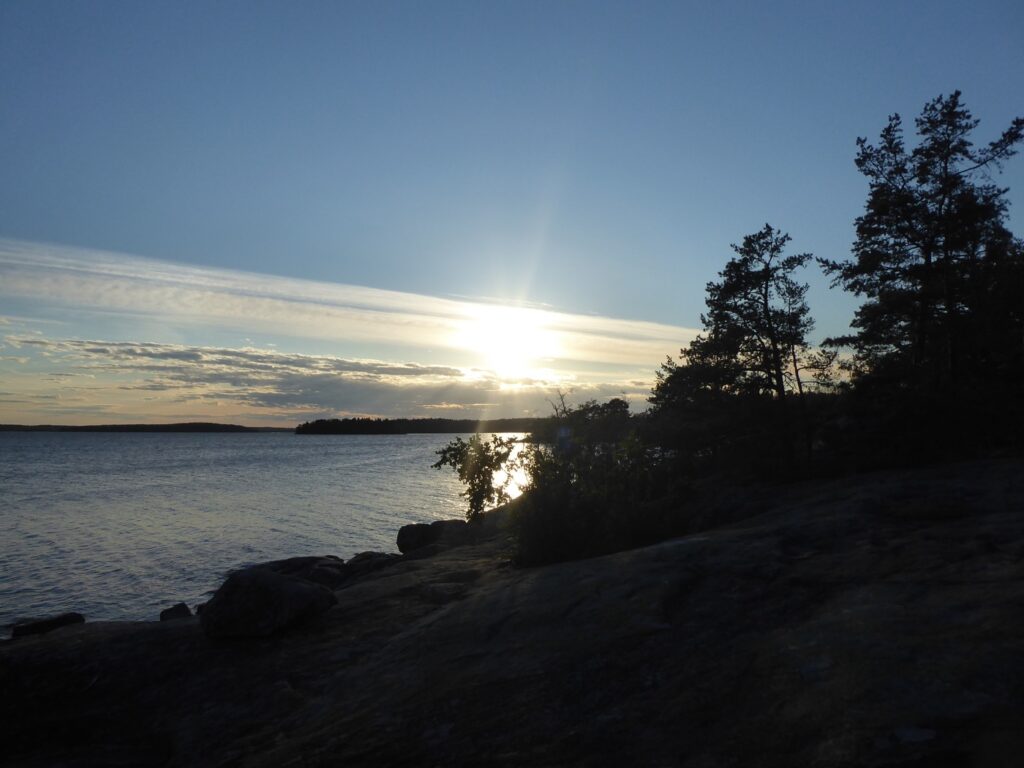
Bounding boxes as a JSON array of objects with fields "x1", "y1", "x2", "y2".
[{"x1": 200, "y1": 567, "x2": 337, "y2": 639}]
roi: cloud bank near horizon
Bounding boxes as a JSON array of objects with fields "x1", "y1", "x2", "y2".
[{"x1": 0, "y1": 335, "x2": 660, "y2": 424}]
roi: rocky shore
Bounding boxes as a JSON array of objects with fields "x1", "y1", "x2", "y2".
[{"x1": 3, "y1": 457, "x2": 1024, "y2": 766}]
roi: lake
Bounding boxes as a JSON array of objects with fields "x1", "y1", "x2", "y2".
[{"x1": 0, "y1": 431, "x2": 517, "y2": 628}]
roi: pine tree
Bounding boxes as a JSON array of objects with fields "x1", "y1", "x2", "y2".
[
  {"x1": 702, "y1": 224, "x2": 814, "y2": 400},
  {"x1": 650, "y1": 225, "x2": 817, "y2": 471},
  {"x1": 822, "y1": 92, "x2": 1024, "y2": 393}
]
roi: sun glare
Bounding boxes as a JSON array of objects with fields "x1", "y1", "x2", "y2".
[{"x1": 454, "y1": 304, "x2": 561, "y2": 379}]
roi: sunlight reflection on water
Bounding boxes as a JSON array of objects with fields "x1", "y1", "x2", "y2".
[{"x1": 494, "y1": 439, "x2": 529, "y2": 501}]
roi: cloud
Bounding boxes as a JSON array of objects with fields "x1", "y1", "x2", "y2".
[
  {"x1": 7, "y1": 337, "x2": 468, "y2": 381},
  {"x1": 0, "y1": 238, "x2": 693, "y2": 422},
  {"x1": 2, "y1": 336, "x2": 651, "y2": 422},
  {"x1": 0, "y1": 238, "x2": 698, "y2": 370}
]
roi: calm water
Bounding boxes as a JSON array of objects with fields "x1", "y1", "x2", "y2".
[{"x1": 0, "y1": 431, "x2": 509, "y2": 628}]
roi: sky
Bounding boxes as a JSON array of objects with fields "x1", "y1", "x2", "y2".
[{"x1": 1, "y1": 0, "x2": 1022, "y2": 426}]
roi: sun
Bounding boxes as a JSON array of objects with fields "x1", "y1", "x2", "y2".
[{"x1": 453, "y1": 304, "x2": 561, "y2": 379}]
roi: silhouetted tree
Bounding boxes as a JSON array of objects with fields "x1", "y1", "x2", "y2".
[
  {"x1": 821, "y1": 91, "x2": 1024, "y2": 394},
  {"x1": 433, "y1": 434, "x2": 517, "y2": 521},
  {"x1": 703, "y1": 224, "x2": 814, "y2": 400},
  {"x1": 648, "y1": 333, "x2": 745, "y2": 458},
  {"x1": 650, "y1": 225, "x2": 820, "y2": 473}
]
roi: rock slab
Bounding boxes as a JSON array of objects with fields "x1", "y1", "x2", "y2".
[
  {"x1": 159, "y1": 603, "x2": 192, "y2": 621},
  {"x1": 11, "y1": 612, "x2": 85, "y2": 638},
  {"x1": 257, "y1": 555, "x2": 349, "y2": 589},
  {"x1": 200, "y1": 567, "x2": 337, "y2": 639},
  {"x1": 397, "y1": 519, "x2": 472, "y2": 554}
]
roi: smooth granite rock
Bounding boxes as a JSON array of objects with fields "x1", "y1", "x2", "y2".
[
  {"x1": 11, "y1": 611, "x2": 85, "y2": 638},
  {"x1": 342, "y1": 551, "x2": 402, "y2": 581},
  {"x1": 159, "y1": 603, "x2": 192, "y2": 621},
  {"x1": 200, "y1": 567, "x2": 337, "y2": 639},
  {"x1": 397, "y1": 518, "x2": 473, "y2": 554},
  {"x1": 256, "y1": 555, "x2": 349, "y2": 589},
  {"x1": 396, "y1": 522, "x2": 433, "y2": 553}
]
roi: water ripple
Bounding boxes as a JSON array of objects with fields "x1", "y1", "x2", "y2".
[{"x1": 0, "y1": 431, "x2": 502, "y2": 625}]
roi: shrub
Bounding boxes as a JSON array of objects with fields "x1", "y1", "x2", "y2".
[
  {"x1": 432, "y1": 434, "x2": 517, "y2": 522},
  {"x1": 430, "y1": 401, "x2": 693, "y2": 565},
  {"x1": 513, "y1": 433, "x2": 683, "y2": 565}
]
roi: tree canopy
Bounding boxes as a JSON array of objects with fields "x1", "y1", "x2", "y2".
[
  {"x1": 703, "y1": 224, "x2": 814, "y2": 400},
  {"x1": 821, "y1": 91, "x2": 1024, "y2": 394},
  {"x1": 648, "y1": 224, "x2": 823, "y2": 471},
  {"x1": 652, "y1": 224, "x2": 815, "y2": 407}
]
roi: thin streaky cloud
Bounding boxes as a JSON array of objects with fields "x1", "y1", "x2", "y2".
[{"x1": 0, "y1": 239, "x2": 699, "y2": 369}]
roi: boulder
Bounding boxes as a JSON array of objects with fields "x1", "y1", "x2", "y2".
[
  {"x1": 11, "y1": 612, "x2": 85, "y2": 639},
  {"x1": 159, "y1": 603, "x2": 192, "y2": 621},
  {"x1": 257, "y1": 555, "x2": 348, "y2": 589},
  {"x1": 396, "y1": 519, "x2": 472, "y2": 555},
  {"x1": 200, "y1": 567, "x2": 337, "y2": 639},
  {"x1": 301, "y1": 559, "x2": 350, "y2": 589},
  {"x1": 342, "y1": 551, "x2": 402, "y2": 582},
  {"x1": 257, "y1": 555, "x2": 326, "y2": 574},
  {"x1": 396, "y1": 523, "x2": 433, "y2": 553}
]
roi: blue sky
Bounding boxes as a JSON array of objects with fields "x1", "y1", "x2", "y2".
[{"x1": 1, "y1": 1, "x2": 1022, "y2": 424}]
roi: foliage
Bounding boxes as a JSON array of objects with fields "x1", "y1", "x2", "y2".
[
  {"x1": 648, "y1": 343, "x2": 749, "y2": 466},
  {"x1": 702, "y1": 224, "x2": 814, "y2": 400},
  {"x1": 821, "y1": 91, "x2": 1024, "y2": 396},
  {"x1": 529, "y1": 392, "x2": 634, "y2": 445},
  {"x1": 432, "y1": 434, "x2": 518, "y2": 522},
  {"x1": 430, "y1": 398, "x2": 684, "y2": 563},
  {"x1": 649, "y1": 224, "x2": 833, "y2": 475},
  {"x1": 513, "y1": 428, "x2": 679, "y2": 565},
  {"x1": 812, "y1": 91, "x2": 1024, "y2": 459}
]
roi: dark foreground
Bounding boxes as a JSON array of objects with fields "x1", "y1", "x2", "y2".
[{"x1": 3, "y1": 458, "x2": 1024, "y2": 767}]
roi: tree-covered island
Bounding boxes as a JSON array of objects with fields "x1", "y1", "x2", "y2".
[{"x1": 295, "y1": 416, "x2": 545, "y2": 434}]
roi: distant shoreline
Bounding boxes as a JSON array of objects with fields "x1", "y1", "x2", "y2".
[
  {"x1": 294, "y1": 417, "x2": 545, "y2": 435},
  {"x1": 0, "y1": 422, "x2": 292, "y2": 433},
  {"x1": 0, "y1": 418, "x2": 547, "y2": 434}
]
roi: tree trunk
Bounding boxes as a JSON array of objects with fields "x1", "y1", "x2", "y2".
[{"x1": 791, "y1": 346, "x2": 812, "y2": 468}]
